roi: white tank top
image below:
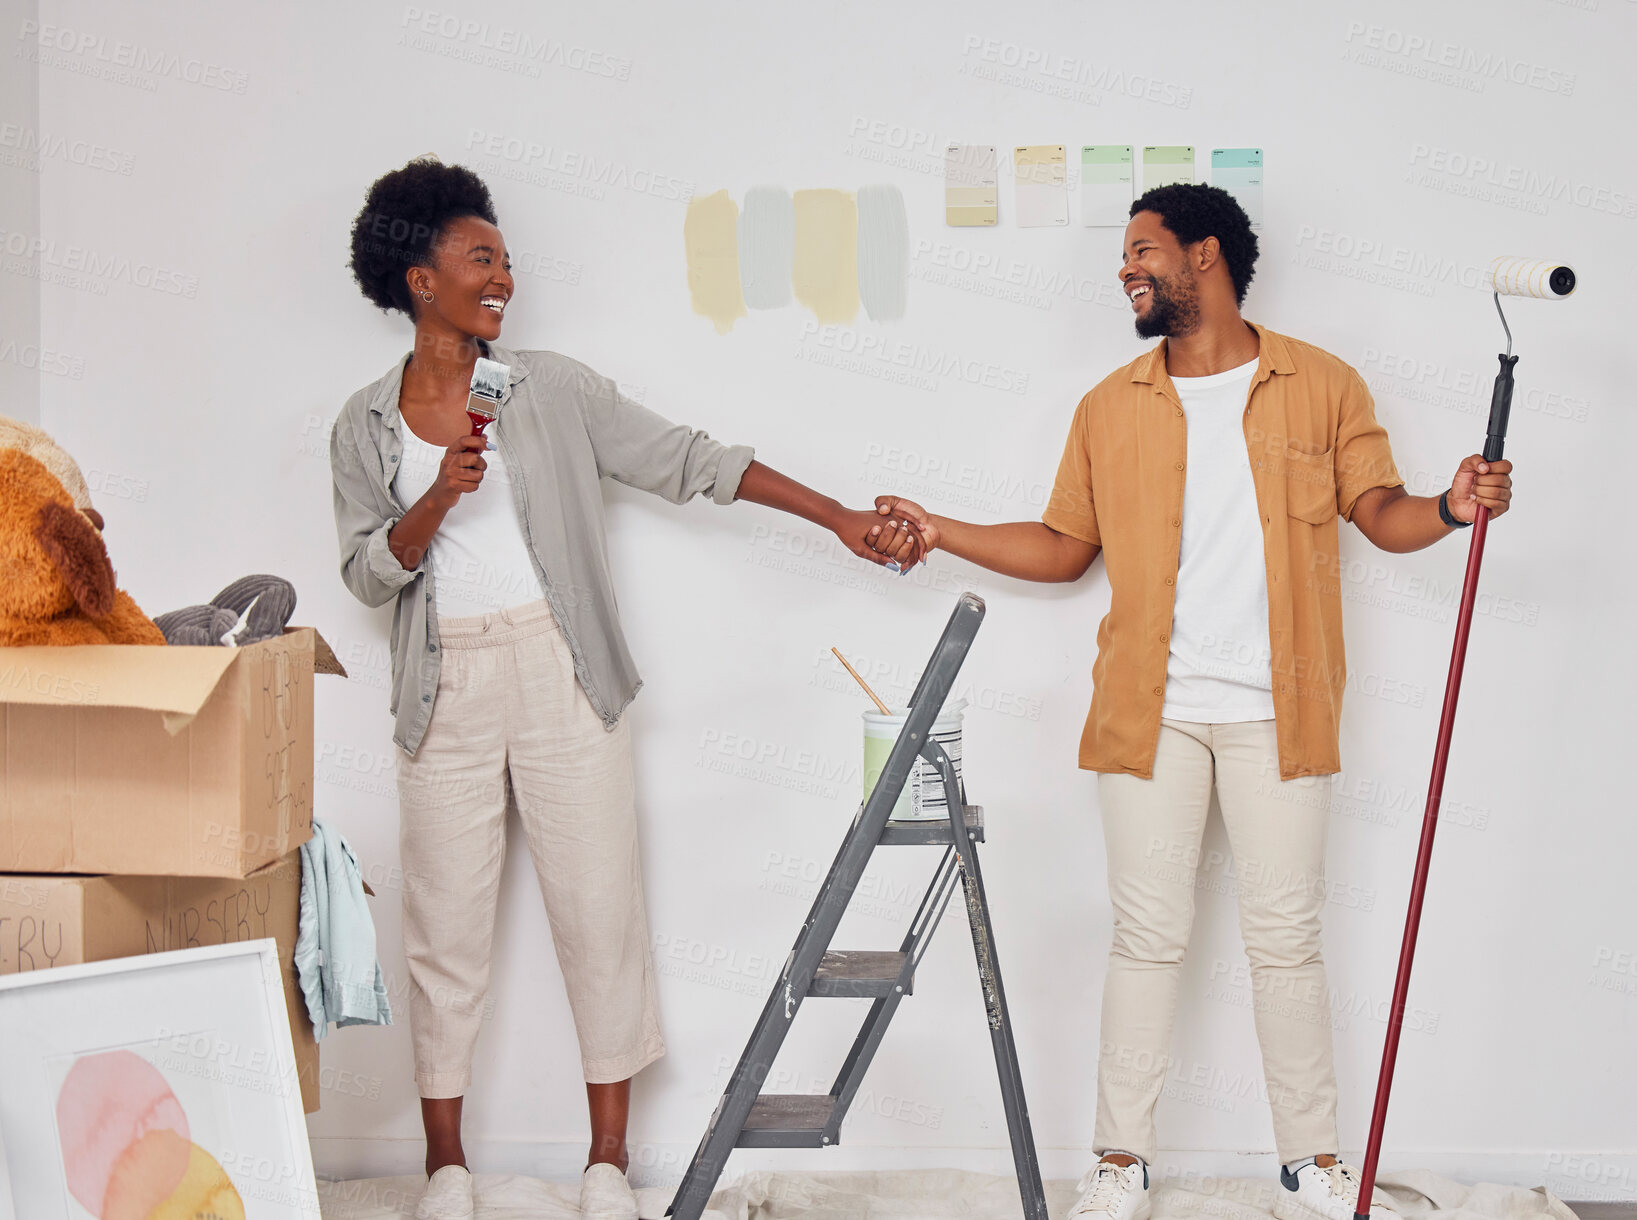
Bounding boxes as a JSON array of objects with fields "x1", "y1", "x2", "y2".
[{"x1": 392, "y1": 420, "x2": 548, "y2": 619}]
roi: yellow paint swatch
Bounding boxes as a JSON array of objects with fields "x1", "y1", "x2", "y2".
[
  {"x1": 792, "y1": 189, "x2": 859, "y2": 325},
  {"x1": 683, "y1": 189, "x2": 746, "y2": 334}
]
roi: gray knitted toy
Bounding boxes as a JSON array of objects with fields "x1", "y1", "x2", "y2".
[{"x1": 154, "y1": 575, "x2": 297, "y2": 646}]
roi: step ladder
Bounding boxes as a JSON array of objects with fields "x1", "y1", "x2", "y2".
[{"x1": 668, "y1": 593, "x2": 1047, "y2": 1220}]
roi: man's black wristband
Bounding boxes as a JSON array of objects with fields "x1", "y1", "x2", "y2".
[{"x1": 1438, "y1": 488, "x2": 1470, "y2": 528}]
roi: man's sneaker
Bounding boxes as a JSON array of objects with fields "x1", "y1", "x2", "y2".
[
  {"x1": 1067, "y1": 1158, "x2": 1151, "y2": 1220},
  {"x1": 416, "y1": 1164, "x2": 474, "y2": 1219},
  {"x1": 1273, "y1": 1159, "x2": 1403, "y2": 1220}
]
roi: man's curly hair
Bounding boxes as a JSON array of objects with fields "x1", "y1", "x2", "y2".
[
  {"x1": 1131, "y1": 183, "x2": 1259, "y2": 307},
  {"x1": 349, "y1": 159, "x2": 498, "y2": 316}
]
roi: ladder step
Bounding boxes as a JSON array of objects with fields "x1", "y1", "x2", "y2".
[
  {"x1": 738, "y1": 1094, "x2": 837, "y2": 1148},
  {"x1": 879, "y1": 805, "x2": 985, "y2": 846},
  {"x1": 811, "y1": 950, "x2": 912, "y2": 998}
]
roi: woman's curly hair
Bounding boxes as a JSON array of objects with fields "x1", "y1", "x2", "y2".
[
  {"x1": 1130, "y1": 183, "x2": 1259, "y2": 306},
  {"x1": 349, "y1": 159, "x2": 498, "y2": 316}
]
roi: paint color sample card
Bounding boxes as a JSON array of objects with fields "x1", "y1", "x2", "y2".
[
  {"x1": 1014, "y1": 145, "x2": 1068, "y2": 227},
  {"x1": 1142, "y1": 145, "x2": 1194, "y2": 191},
  {"x1": 945, "y1": 144, "x2": 997, "y2": 226},
  {"x1": 1211, "y1": 147, "x2": 1263, "y2": 226},
  {"x1": 1081, "y1": 145, "x2": 1134, "y2": 227}
]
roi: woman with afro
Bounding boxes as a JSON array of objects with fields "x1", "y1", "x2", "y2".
[{"x1": 331, "y1": 157, "x2": 924, "y2": 1220}]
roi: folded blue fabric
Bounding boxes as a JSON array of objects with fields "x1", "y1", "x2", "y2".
[{"x1": 296, "y1": 818, "x2": 392, "y2": 1039}]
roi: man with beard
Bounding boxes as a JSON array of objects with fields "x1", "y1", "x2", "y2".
[{"x1": 866, "y1": 184, "x2": 1514, "y2": 1220}]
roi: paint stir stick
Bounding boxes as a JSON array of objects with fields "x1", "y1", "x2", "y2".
[{"x1": 831, "y1": 647, "x2": 893, "y2": 715}]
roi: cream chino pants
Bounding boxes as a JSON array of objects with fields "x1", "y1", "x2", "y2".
[{"x1": 1094, "y1": 717, "x2": 1340, "y2": 1165}]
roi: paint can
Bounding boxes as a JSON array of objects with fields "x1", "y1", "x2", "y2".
[{"x1": 861, "y1": 699, "x2": 966, "y2": 821}]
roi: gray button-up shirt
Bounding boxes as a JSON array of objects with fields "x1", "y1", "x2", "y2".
[{"x1": 330, "y1": 341, "x2": 755, "y2": 757}]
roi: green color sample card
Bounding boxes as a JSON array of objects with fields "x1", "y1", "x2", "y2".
[
  {"x1": 1142, "y1": 145, "x2": 1194, "y2": 191},
  {"x1": 1081, "y1": 145, "x2": 1133, "y2": 227}
]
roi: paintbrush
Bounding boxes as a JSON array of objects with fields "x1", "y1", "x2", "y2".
[
  {"x1": 465, "y1": 357, "x2": 510, "y2": 437},
  {"x1": 831, "y1": 647, "x2": 893, "y2": 715}
]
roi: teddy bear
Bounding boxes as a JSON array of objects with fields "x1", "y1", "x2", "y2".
[
  {"x1": 0, "y1": 415, "x2": 99, "y2": 527},
  {"x1": 2, "y1": 416, "x2": 299, "y2": 648},
  {"x1": 0, "y1": 443, "x2": 166, "y2": 646}
]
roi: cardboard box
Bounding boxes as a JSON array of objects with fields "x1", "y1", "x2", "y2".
[
  {"x1": 0, "y1": 626, "x2": 345, "y2": 876},
  {"x1": 0, "y1": 851, "x2": 321, "y2": 1111}
]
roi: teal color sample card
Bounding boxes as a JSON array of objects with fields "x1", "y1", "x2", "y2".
[{"x1": 1211, "y1": 147, "x2": 1263, "y2": 226}]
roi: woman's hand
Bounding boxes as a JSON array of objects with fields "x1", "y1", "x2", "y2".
[
  {"x1": 872, "y1": 497, "x2": 940, "y2": 555},
  {"x1": 729, "y1": 462, "x2": 926, "y2": 571},
  {"x1": 432, "y1": 434, "x2": 489, "y2": 510}
]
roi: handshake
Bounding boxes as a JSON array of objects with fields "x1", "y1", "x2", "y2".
[{"x1": 844, "y1": 496, "x2": 939, "y2": 573}]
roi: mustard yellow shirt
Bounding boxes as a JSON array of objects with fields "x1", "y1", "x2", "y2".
[{"x1": 1042, "y1": 322, "x2": 1404, "y2": 781}]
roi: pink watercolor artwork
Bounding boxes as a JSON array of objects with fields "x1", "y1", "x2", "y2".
[{"x1": 54, "y1": 1049, "x2": 243, "y2": 1220}]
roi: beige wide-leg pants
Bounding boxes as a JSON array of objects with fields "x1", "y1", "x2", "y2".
[{"x1": 396, "y1": 596, "x2": 665, "y2": 1097}]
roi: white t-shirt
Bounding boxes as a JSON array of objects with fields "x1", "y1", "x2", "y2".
[
  {"x1": 1161, "y1": 355, "x2": 1275, "y2": 723},
  {"x1": 392, "y1": 421, "x2": 548, "y2": 619}
]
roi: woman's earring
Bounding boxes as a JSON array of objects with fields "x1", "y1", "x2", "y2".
[{"x1": 419, "y1": 290, "x2": 434, "y2": 303}]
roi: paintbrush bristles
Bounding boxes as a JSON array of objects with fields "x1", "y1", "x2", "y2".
[
  {"x1": 469, "y1": 357, "x2": 509, "y2": 402},
  {"x1": 831, "y1": 647, "x2": 893, "y2": 715}
]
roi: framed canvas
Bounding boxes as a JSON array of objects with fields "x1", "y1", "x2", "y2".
[{"x1": 0, "y1": 939, "x2": 319, "y2": 1218}]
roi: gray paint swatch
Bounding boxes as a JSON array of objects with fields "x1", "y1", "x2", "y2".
[
  {"x1": 857, "y1": 184, "x2": 909, "y2": 322},
  {"x1": 737, "y1": 185, "x2": 794, "y2": 309}
]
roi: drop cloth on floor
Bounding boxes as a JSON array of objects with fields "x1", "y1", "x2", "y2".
[{"x1": 316, "y1": 1167, "x2": 1581, "y2": 1220}]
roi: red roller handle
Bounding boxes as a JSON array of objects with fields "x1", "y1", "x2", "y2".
[{"x1": 1353, "y1": 500, "x2": 1491, "y2": 1219}]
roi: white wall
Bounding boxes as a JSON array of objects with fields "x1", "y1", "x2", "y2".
[
  {"x1": 1, "y1": 0, "x2": 41, "y2": 426},
  {"x1": 25, "y1": 0, "x2": 1637, "y2": 1197}
]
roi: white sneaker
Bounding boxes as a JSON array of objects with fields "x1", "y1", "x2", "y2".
[
  {"x1": 416, "y1": 1164, "x2": 474, "y2": 1219},
  {"x1": 1067, "y1": 1159, "x2": 1151, "y2": 1220},
  {"x1": 580, "y1": 1162, "x2": 639, "y2": 1220},
  {"x1": 1273, "y1": 1160, "x2": 1403, "y2": 1220}
]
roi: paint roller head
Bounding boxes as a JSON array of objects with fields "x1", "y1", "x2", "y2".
[{"x1": 1487, "y1": 257, "x2": 1576, "y2": 299}]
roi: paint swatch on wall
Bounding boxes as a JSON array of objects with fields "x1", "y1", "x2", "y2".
[
  {"x1": 1081, "y1": 145, "x2": 1134, "y2": 227},
  {"x1": 1142, "y1": 145, "x2": 1194, "y2": 191},
  {"x1": 857, "y1": 184, "x2": 909, "y2": 322},
  {"x1": 1014, "y1": 145, "x2": 1068, "y2": 227},
  {"x1": 737, "y1": 186, "x2": 795, "y2": 309},
  {"x1": 1211, "y1": 147, "x2": 1264, "y2": 226},
  {"x1": 793, "y1": 189, "x2": 860, "y2": 325},
  {"x1": 684, "y1": 189, "x2": 747, "y2": 334},
  {"x1": 944, "y1": 144, "x2": 997, "y2": 226}
]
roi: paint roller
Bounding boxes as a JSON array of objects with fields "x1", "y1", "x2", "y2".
[
  {"x1": 1476, "y1": 257, "x2": 1575, "y2": 464},
  {"x1": 1487, "y1": 255, "x2": 1576, "y2": 300},
  {"x1": 1353, "y1": 256, "x2": 1575, "y2": 1220}
]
